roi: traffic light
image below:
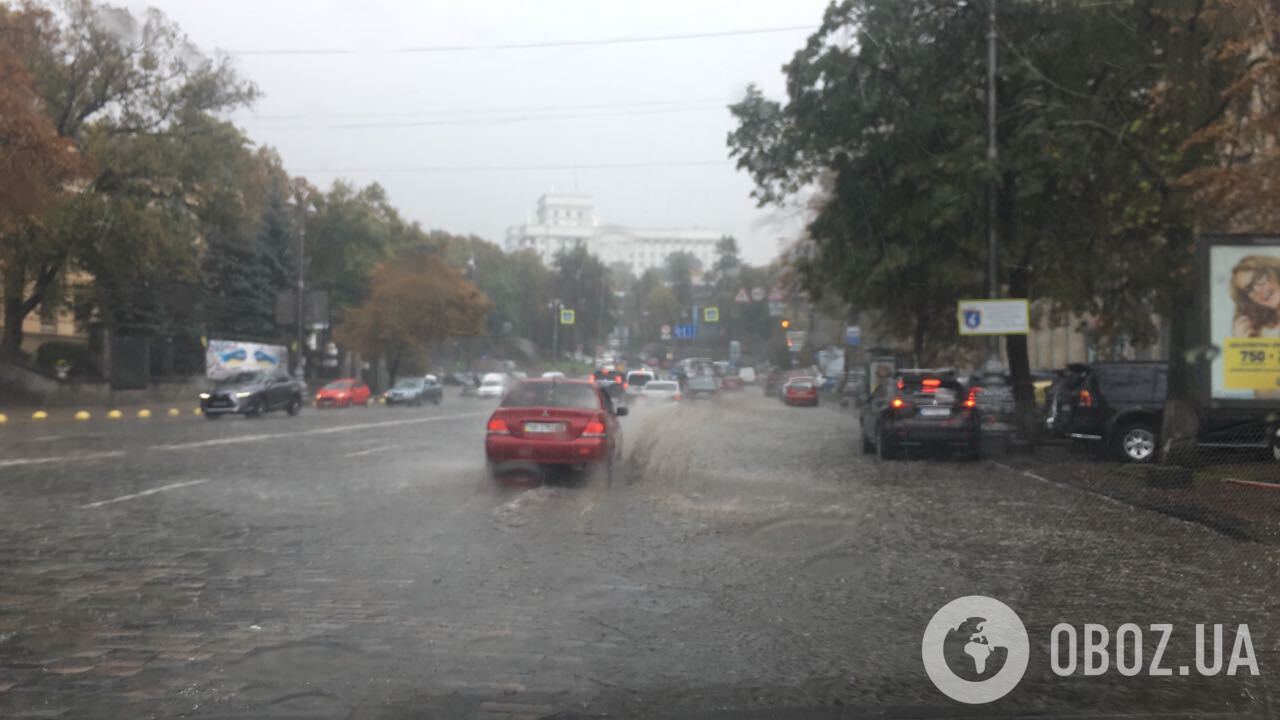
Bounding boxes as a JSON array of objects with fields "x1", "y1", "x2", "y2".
[{"x1": 780, "y1": 319, "x2": 791, "y2": 329}]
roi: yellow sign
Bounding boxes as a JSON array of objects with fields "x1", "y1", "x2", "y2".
[
  {"x1": 560, "y1": 308, "x2": 575, "y2": 325},
  {"x1": 704, "y1": 306, "x2": 719, "y2": 323},
  {"x1": 1222, "y1": 338, "x2": 1280, "y2": 390}
]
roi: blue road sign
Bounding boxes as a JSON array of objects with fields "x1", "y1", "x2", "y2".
[
  {"x1": 845, "y1": 325, "x2": 862, "y2": 347},
  {"x1": 674, "y1": 324, "x2": 698, "y2": 340}
]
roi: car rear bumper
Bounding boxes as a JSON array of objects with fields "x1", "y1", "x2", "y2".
[
  {"x1": 486, "y1": 435, "x2": 610, "y2": 466},
  {"x1": 884, "y1": 423, "x2": 978, "y2": 447},
  {"x1": 201, "y1": 397, "x2": 250, "y2": 415},
  {"x1": 785, "y1": 395, "x2": 819, "y2": 405}
]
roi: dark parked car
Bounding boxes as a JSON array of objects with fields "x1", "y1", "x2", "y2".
[
  {"x1": 763, "y1": 368, "x2": 787, "y2": 397},
  {"x1": 967, "y1": 366, "x2": 1017, "y2": 455},
  {"x1": 200, "y1": 369, "x2": 305, "y2": 419},
  {"x1": 1053, "y1": 362, "x2": 1167, "y2": 463},
  {"x1": 860, "y1": 370, "x2": 979, "y2": 459}
]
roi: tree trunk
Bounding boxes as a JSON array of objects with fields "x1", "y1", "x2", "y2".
[
  {"x1": 1160, "y1": 281, "x2": 1200, "y2": 464},
  {"x1": 2, "y1": 263, "x2": 27, "y2": 357},
  {"x1": 1, "y1": 254, "x2": 66, "y2": 358}
]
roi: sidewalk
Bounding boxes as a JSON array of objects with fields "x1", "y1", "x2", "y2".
[
  {"x1": 999, "y1": 447, "x2": 1280, "y2": 545},
  {"x1": 0, "y1": 402, "x2": 205, "y2": 425}
]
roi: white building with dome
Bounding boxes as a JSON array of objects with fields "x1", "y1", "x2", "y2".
[{"x1": 505, "y1": 193, "x2": 722, "y2": 275}]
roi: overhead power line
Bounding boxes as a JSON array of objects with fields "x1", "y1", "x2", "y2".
[
  {"x1": 292, "y1": 160, "x2": 734, "y2": 174},
  {"x1": 248, "y1": 103, "x2": 727, "y2": 131},
  {"x1": 228, "y1": 24, "x2": 816, "y2": 56},
  {"x1": 246, "y1": 97, "x2": 732, "y2": 122}
]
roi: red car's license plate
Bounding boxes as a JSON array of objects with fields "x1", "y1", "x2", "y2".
[{"x1": 524, "y1": 422, "x2": 565, "y2": 433}]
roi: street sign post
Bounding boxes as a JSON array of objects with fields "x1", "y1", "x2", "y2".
[
  {"x1": 660, "y1": 324, "x2": 672, "y2": 340},
  {"x1": 768, "y1": 301, "x2": 784, "y2": 317},
  {"x1": 845, "y1": 325, "x2": 862, "y2": 347},
  {"x1": 704, "y1": 306, "x2": 719, "y2": 323},
  {"x1": 734, "y1": 288, "x2": 750, "y2": 303},
  {"x1": 956, "y1": 299, "x2": 1029, "y2": 336},
  {"x1": 560, "y1": 308, "x2": 576, "y2": 325},
  {"x1": 674, "y1": 324, "x2": 698, "y2": 340},
  {"x1": 751, "y1": 287, "x2": 766, "y2": 302}
]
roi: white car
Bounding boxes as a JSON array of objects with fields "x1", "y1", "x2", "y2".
[
  {"x1": 739, "y1": 367, "x2": 757, "y2": 384},
  {"x1": 477, "y1": 373, "x2": 508, "y2": 399},
  {"x1": 625, "y1": 369, "x2": 655, "y2": 397},
  {"x1": 640, "y1": 380, "x2": 681, "y2": 402}
]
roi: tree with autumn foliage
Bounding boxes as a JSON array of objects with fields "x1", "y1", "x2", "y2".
[{"x1": 334, "y1": 252, "x2": 492, "y2": 383}]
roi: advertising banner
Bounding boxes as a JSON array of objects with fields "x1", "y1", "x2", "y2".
[
  {"x1": 1208, "y1": 240, "x2": 1280, "y2": 399},
  {"x1": 205, "y1": 339, "x2": 288, "y2": 380}
]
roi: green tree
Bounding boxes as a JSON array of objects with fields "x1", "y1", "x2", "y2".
[
  {"x1": 729, "y1": 0, "x2": 1251, "y2": 428},
  {"x1": 552, "y1": 246, "x2": 615, "y2": 353},
  {"x1": 663, "y1": 250, "x2": 699, "y2": 307},
  {"x1": 2, "y1": 0, "x2": 255, "y2": 355}
]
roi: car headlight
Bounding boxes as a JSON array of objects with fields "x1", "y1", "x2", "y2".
[
  {"x1": 235, "y1": 391, "x2": 252, "y2": 398},
  {"x1": 199, "y1": 392, "x2": 210, "y2": 399}
]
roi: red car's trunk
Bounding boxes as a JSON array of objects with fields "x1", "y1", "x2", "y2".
[{"x1": 491, "y1": 407, "x2": 599, "y2": 439}]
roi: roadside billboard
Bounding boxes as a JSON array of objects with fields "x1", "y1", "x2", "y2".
[
  {"x1": 1205, "y1": 236, "x2": 1280, "y2": 401},
  {"x1": 205, "y1": 339, "x2": 289, "y2": 380}
]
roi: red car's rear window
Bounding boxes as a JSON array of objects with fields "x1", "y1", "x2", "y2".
[{"x1": 501, "y1": 382, "x2": 600, "y2": 409}]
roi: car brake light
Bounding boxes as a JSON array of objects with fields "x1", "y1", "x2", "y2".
[
  {"x1": 486, "y1": 418, "x2": 510, "y2": 435},
  {"x1": 922, "y1": 378, "x2": 941, "y2": 387},
  {"x1": 891, "y1": 397, "x2": 906, "y2": 409},
  {"x1": 964, "y1": 389, "x2": 978, "y2": 408},
  {"x1": 582, "y1": 420, "x2": 606, "y2": 437},
  {"x1": 1078, "y1": 389, "x2": 1093, "y2": 408}
]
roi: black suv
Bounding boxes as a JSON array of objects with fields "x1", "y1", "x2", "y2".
[{"x1": 1051, "y1": 362, "x2": 1166, "y2": 462}]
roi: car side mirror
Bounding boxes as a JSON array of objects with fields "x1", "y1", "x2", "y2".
[{"x1": 615, "y1": 406, "x2": 629, "y2": 416}]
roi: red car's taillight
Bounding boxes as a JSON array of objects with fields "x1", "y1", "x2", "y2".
[
  {"x1": 487, "y1": 418, "x2": 510, "y2": 435},
  {"x1": 1078, "y1": 389, "x2": 1093, "y2": 408},
  {"x1": 582, "y1": 420, "x2": 606, "y2": 438}
]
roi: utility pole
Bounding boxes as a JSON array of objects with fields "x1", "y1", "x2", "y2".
[
  {"x1": 551, "y1": 300, "x2": 561, "y2": 365},
  {"x1": 294, "y1": 191, "x2": 307, "y2": 379},
  {"x1": 986, "y1": 0, "x2": 1000, "y2": 359}
]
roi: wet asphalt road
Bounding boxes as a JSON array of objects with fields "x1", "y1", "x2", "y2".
[{"x1": 0, "y1": 389, "x2": 1277, "y2": 719}]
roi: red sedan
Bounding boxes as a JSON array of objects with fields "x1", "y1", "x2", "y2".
[
  {"x1": 485, "y1": 379, "x2": 627, "y2": 483},
  {"x1": 782, "y1": 377, "x2": 819, "y2": 407},
  {"x1": 314, "y1": 378, "x2": 372, "y2": 408}
]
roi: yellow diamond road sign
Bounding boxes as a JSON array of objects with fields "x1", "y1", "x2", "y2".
[{"x1": 560, "y1": 308, "x2": 576, "y2": 325}]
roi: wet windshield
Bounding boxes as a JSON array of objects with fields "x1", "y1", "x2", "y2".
[{"x1": 4, "y1": 0, "x2": 1278, "y2": 717}]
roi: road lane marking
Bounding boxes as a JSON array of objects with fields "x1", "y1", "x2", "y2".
[
  {"x1": 0, "y1": 450, "x2": 126, "y2": 468},
  {"x1": 151, "y1": 411, "x2": 489, "y2": 451},
  {"x1": 79, "y1": 479, "x2": 209, "y2": 509},
  {"x1": 343, "y1": 444, "x2": 399, "y2": 458}
]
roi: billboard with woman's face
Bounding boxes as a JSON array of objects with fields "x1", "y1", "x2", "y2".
[{"x1": 1209, "y1": 242, "x2": 1280, "y2": 399}]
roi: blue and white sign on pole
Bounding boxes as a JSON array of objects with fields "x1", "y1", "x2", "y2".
[
  {"x1": 845, "y1": 325, "x2": 862, "y2": 347},
  {"x1": 674, "y1": 324, "x2": 698, "y2": 340},
  {"x1": 956, "y1": 299, "x2": 1030, "y2": 336}
]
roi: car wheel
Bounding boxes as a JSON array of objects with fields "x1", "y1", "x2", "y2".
[
  {"x1": 286, "y1": 396, "x2": 302, "y2": 416},
  {"x1": 246, "y1": 395, "x2": 266, "y2": 417},
  {"x1": 204, "y1": 412, "x2": 221, "y2": 421},
  {"x1": 1116, "y1": 422, "x2": 1158, "y2": 463}
]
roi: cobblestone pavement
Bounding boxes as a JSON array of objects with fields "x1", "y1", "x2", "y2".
[{"x1": 0, "y1": 389, "x2": 1277, "y2": 718}]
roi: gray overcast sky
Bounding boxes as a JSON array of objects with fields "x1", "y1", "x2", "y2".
[{"x1": 134, "y1": 0, "x2": 830, "y2": 265}]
